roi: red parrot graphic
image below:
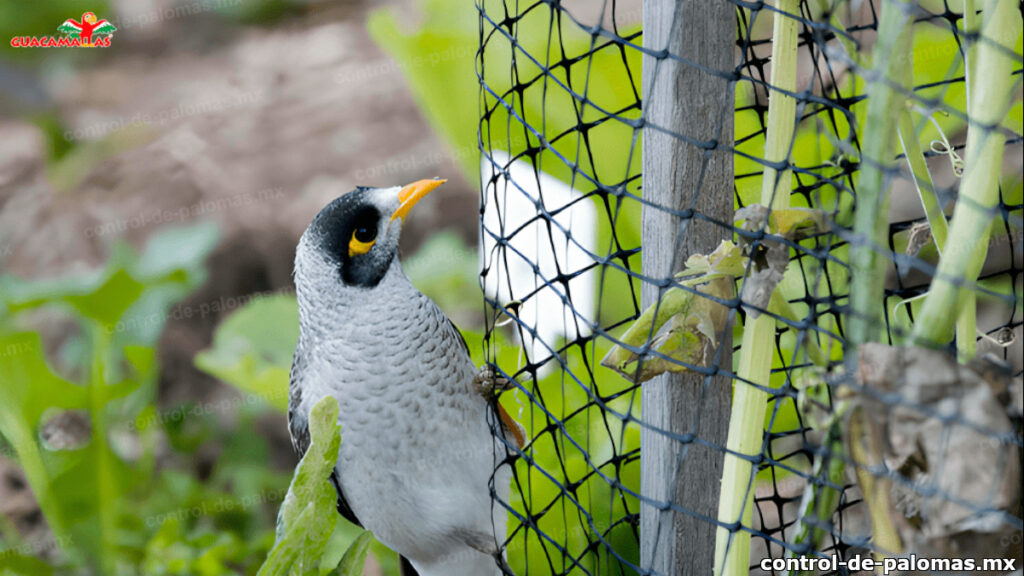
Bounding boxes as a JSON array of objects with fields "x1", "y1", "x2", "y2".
[{"x1": 58, "y1": 12, "x2": 116, "y2": 46}]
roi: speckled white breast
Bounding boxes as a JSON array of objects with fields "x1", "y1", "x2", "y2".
[{"x1": 291, "y1": 259, "x2": 508, "y2": 572}]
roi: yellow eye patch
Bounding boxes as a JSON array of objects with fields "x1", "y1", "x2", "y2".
[{"x1": 348, "y1": 232, "x2": 375, "y2": 257}]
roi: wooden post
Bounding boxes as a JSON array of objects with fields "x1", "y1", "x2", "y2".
[{"x1": 641, "y1": 0, "x2": 735, "y2": 573}]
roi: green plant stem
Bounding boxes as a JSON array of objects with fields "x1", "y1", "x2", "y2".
[
  {"x1": 894, "y1": 82, "x2": 985, "y2": 361},
  {"x1": 0, "y1": 509, "x2": 23, "y2": 551},
  {"x1": 784, "y1": 6, "x2": 854, "y2": 561},
  {"x1": 768, "y1": 291, "x2": 829, "y2": 368},
  {"x1": 963, "y1": 0, "x2": 979, "y2": 106},
  {"x1": 0, "y1": 385, "x2": 76, "y2": 564},
  {"x1": 897, "y1": 108, "x2": 949, "y2": 250},
  {"x1": 911, "y1": 0, "x2": 1021, "y2": 348},
  {"x1": 956, "y1": 295, "x2": 978, "y2": 360},
  {"x1": 90, "y1": 324, "x2": 117, "y2": 574},
  {"x1": 784, "y1": 423, "x2": 844, "y2": 575},
  {"x1": 714, "y1": 2, "x2": 799, "y2": 575},
  {"x1": 954, "y1": 0, "x2": 981, "y2": 362},
  {"x1": 816, "y1": 0, "x2": 867, "y2": 68},
  {"x1": 845, "y1": 1, "x2": 915, "y2": 560},
  {"x1": 715, "y1": 318, "x2": 776, "y2": 576},
  {"x1": 0, "y1": 415, "x2": 71, "y2": 548},
  {"x1": 896, "y1": 107, "x2": 978, "y2": 358},
  {"x1": 848, "y1": 0, "x2": 915, "y2": 347}
]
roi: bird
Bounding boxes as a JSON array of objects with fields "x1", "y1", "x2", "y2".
[{"x1": 287, "y1": 179, "x2": 524, "y2": 576}]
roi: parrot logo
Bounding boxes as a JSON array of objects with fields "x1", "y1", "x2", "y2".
[
  {"x1": 10, "y1": 12, "x2": 116, "y2": 48},
  {"x1": 58, "y1": 12, "x2": 117, "y2": 47}
]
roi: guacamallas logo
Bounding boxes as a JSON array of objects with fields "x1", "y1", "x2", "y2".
[{"x1": 10, "y1": 12, "x2": 117, "y2": 48}]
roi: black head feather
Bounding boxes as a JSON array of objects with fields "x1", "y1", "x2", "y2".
[{"x1": 307, "y1": 188, "x2": 394, "y2": 288}]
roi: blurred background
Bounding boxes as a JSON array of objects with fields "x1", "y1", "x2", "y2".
[{"x1": 0, "y1": 0, "x2": 499, "y2": 573}]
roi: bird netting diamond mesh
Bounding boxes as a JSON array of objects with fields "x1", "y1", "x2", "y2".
[{"x1": 476, "y1": 0, "x2": 1022, "y2": 574}]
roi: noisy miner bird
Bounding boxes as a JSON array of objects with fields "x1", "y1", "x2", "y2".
[{"x1": 288, "y1": 179, "x2": 524, "y2": 576}]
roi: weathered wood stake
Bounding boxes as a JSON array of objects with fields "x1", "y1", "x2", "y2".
[{"x1": 641, "y1": 0, "x2": 735, "y2": 573}]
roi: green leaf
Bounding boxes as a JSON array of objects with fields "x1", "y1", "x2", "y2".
[
  {"x1": 0, "y1": 332, "x2": 118, "y2": 567},
  {"x1": 678, "y1": 240, "x2": 747, "y2": 283},
  {"x1": 277, "y1": 396, "x2": 340, "y2": 534},
  {"x1": 134, "y1": 222, "x2": 218, "y2": 282},
  {"x1": 601, "y1": 276, "x2": 733, "y2": 383},
  {"x1": 603, "y1": 242, "x2": 739, "y2": 382},
  {"x1": 0, "y1": 222, "x2": 217, "y2": 335},
  {"x1": 258, "y1": 504, "x2": 317, "y2": 576},
  {"x1": 115, "y1": 222, "x2": 219, "y2": 345},
  {"x1": 64, "y1": 269, "x2": 145, "y2": 329},
  {"x1": 194, "y1": 295, "x2": 298, "y2": 411},
  {"x1": 316, "y1": 523, "x2": 375, "y2": 575},
  {"x1": 367, "y1": 1, "x2": 482, "y2": 182},
  {"x1": 336, "y1": 531, "x2": 374, "y2": 576},
  {"x1": 0, "y1": 333, "x2": 87, "y2": 424},
  {"x1": 257, "y1": 396, "x2": 341, "y2": 576},
  {"x1": 124, "y1": 345, "x2": 157, "y2": 380},
  {"x1": 0, "y1": 552, "x2": 55, "y2": 576},
  {"x1": 0, "y1": 222, "x2": 218, "y2": 571},
  {"x1": 1, "y1": 267, "x2": 107, "y2": 315}
]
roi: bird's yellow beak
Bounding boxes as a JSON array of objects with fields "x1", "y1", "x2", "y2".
[{"x1": 391, "y1": 179, "x2": 446, "y2": 221}]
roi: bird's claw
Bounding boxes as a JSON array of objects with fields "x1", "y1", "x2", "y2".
[{"x1": 473, "y1": 365, "x2": 513, "y2": 397}]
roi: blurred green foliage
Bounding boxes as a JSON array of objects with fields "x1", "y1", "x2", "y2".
[
  {"x1": 0, "y1": 223, "x2": 290, "y2": 575},
  {"x1": 195, "y1": 296, "x2": 297, "y2": 413}
]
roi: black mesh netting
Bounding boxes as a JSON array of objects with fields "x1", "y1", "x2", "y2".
[{"x1": 476, "y1": 1, "x2": 1022, "y2": 574}]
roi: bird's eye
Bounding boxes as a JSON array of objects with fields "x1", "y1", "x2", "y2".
[
  {"x1": 348, "y1": 225, "x2": 377, "y2": 257},
  {"x1": 354, "y1": 226, "x2": 376, "y2": 243}
]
